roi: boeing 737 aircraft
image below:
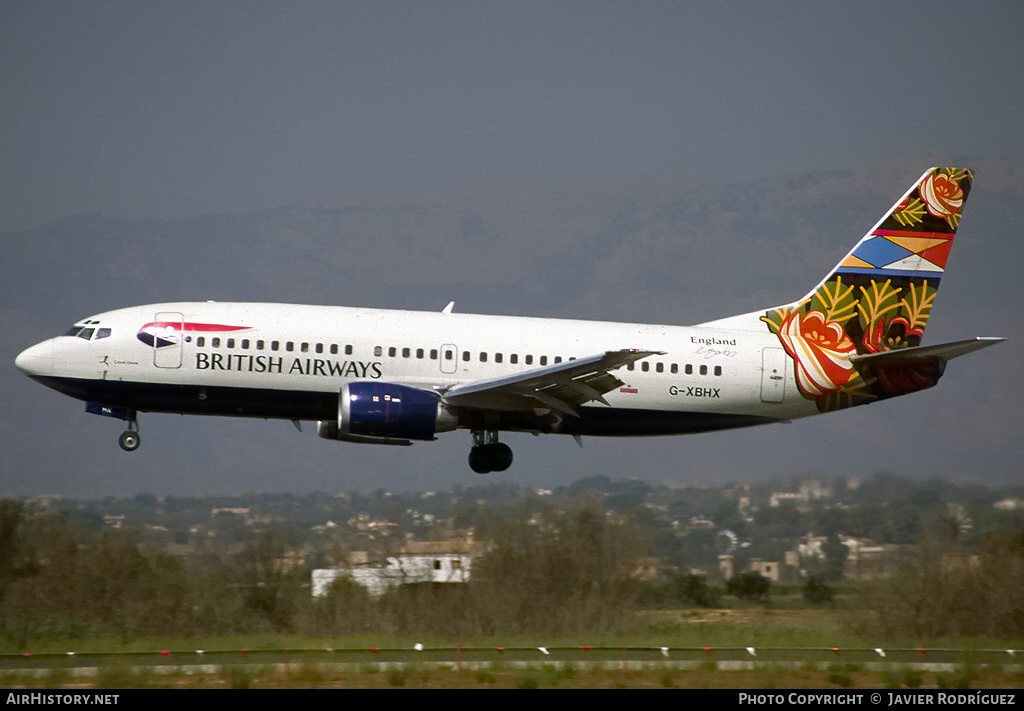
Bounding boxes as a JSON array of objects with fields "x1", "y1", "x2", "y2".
[{"x1": 15, "y1": 168, "x2": 1002, "y2": 473}]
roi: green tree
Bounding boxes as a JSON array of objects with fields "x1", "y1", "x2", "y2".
[
  {"x1": 803, "y1": 575, "x2": 834, "y2": 604},
  {"x1": 670, "y1": 571, "x2": 721, "y2": 607},
  {"x1": 725, "y1": 571, "x2": 771, "y2": 603},
  {"x1": 821, "y1": 533, "x2": 848, "y2": 582}
]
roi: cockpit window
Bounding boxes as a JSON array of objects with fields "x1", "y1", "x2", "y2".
[
  {"x1": 62, "y1": 327, "x2": 111, "y2": 342},
  {"x1": 62, "y1": 325, "x2": 110, "y2": 340}
]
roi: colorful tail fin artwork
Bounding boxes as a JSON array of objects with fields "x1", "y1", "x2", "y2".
[{"x1": 761, "y1": 167, "x2": 985, "y2": 411}]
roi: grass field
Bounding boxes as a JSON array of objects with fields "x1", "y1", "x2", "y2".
[{"x1": 3, "y1": 608, "x2": 1022, "y2": 689}]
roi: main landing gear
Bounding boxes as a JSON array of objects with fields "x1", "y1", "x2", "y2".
[
  {"x1": 118, "y1": 415, "x2": 141, "y2": 452},
  {"x1": 468, "y1": 429, "x2": 513, "y2": 473}
]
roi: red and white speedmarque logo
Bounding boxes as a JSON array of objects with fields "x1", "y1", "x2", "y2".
[{"x1": 136, "y1": 322, "x2": 249, "y2": 348}]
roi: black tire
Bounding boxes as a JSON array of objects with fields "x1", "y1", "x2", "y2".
[
  {"x1": 491, "y1": 443, "x2": 513, "y2": 472},
  {"x1": 118, "y1": 430, "x2": 141, "y2": 452},
  {"x1": 468, "y1": 446, "x2": 492, "y2": 474}
]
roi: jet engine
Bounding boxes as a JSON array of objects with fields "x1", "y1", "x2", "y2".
[{"x1": 317, "y1": 382, "x2": 457, "y2": 445}]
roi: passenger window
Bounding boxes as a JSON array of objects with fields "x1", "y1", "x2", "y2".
[
  {"x1": 510, "y1": 354, "x2": 518, "y2": 364},
  {"x1": 700, "y1": 365, "x2": 708, "y2": 375},
  {"x1": 540, "y1": 356, "x2": 548, "y2": 366},
  {"x1": 286, "y1": 342, "x2": 294, "y2": 352},
  {"x1": 374, "y1": 346, "x2": 382, "y2": 357},
  {"x1": 402, "y1": 347, "x2": 411, "y2": 358},
  {"x1": 330, "y1": 344, "x2": 338, "y2": 355},
  {"x1": 462, "y1": 351, "x2": 470, "y2": 362},
  {"x1": 641, "y1": 362, "x2": 650, "y2": 372},
  {"x1": 656, "y1": 362, "x2": 664, "y2": 373},
  {"x1": 345, "y1": 345, "x2": 353, "y2": 355},
  {"x1": 495, "y1": 353, "x2": 503, "y2": 363},
  {"x1": 714, "y1": 366, "x2": 722, "y2": 376},
  {"x1": 685, "y1": 364, "x2": 693, "y2": 375},
  {"x1": 315, "y1": 343, "x2": 323, "y2": 354},
  {"x1": 256, "y1": 340, "x2": 264, "y2": 350},
  {"x1": 416, "y1": 348, "x2": 424, "y2": 359},
  {"x1": 388, "y1": 347, "x2": 397, "y2": 357},
  {"x1": 671, "y1": 363, "x2": 678, "y2": 374},
  {"x1": 479, "y1": 352, "x2": 487, "y2": 362},
  {"x1": 271, "y1": 341, "x2": 279, "y2": 351},
  {"x1": 241, "y1": 339, "x2": 250, "y2": 349},
  {"x1": 554, "y1": 356, "x2": 562, "y2": 364},
  {"x1": 627, "y1": 362, "x2": 634, "y2": 371},
  {"x1": 212, "y1": 337, "x2": 221, "y2": 348},
  {"x1": 526, "y1": 355, "x2": 534, "y2": 365},
  {"x1": 197, "y1": 337, "x2": 206, "y2": 347},
  {"x1": 301, "y1": 342, "x2": 309, "y2": 353},
  {"x1": 227, "y1": 339, "x2": 235, "y2": 348}
]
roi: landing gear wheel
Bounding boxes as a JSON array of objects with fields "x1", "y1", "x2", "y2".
[
  {"x1": 490, "y1": 443, "x2": 513, "y2": 472},
  {"x1": 118, "y1": 430, "x2": 141, "y2": 452},
  {"x1": 468, "y1": 440, "x2": 514, "y2": 474},
  {"x1": 468, "y1": 446, "x2": 492, "y2": 474}
]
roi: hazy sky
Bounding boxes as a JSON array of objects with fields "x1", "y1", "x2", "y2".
[{"x1": 2, "y1": 1, "x2": 1021, "y2": 232}]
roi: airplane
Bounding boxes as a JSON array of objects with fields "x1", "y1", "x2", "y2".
[{"x1": 15, "y1": 167, "x2": 1003, "y2": 473}]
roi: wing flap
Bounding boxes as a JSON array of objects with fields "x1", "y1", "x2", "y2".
[{"x1": 444, "y1": 349, "x2": 661, "y2": 413}]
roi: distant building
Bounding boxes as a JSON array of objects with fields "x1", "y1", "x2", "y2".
[
  {"x1": 769, "y1": 492, "x2": 805, "y2": 508},
  {"x1": 211, "y1": 507, "x2": 250, "y2": 517},
  {"x1": 748, "y1": 559, "x2": 780, "y2": 582},
  {"x1": 798, "y1": 534, "x2": 904, "y2": 580},
  {"x1": 769, "y1": 480, "x2": 832, "y2": 509},
  {"x1": 312, "y1": 538, "x2": 483, "y2": 597}
]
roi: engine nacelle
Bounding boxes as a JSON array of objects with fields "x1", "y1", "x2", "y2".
[{"x1": 317, "y1": 382, "x2": 457, "y2": 445}]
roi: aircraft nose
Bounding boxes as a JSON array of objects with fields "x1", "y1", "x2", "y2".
[{"x1": 15, "y1": 340, "x2": 54, "y2": 377}]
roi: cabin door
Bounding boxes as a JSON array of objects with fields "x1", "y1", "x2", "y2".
[
  {"x1": 152, "y1": 312, "x2": 184, "y2": 369},
  {"x1": 760, "y1": 347, "x2": 787, "y2": 403}
]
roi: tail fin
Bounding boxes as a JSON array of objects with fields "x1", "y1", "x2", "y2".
[
  {"x1": 800, "y1": 167, "x2": 973, "y2": 302},
  {"x1": 760, "y1": 167, "x2": 975, "y2": 409}
]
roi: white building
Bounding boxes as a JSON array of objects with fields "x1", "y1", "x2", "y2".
[{"x1": 312, "y1": 540, "x2": 483, "y2": 597}]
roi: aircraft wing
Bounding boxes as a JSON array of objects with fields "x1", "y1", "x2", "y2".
[
  {"x1": 849, "y1": 337, "x2": 1004, "y2": 367},
  {"x1": 442, "y1": 349, "x2": 662, "y2": 416}
]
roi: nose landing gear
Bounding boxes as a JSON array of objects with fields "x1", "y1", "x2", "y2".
[
  {"x1": 468, "y1": 429, "x2": 513, "y2": 473},
  {"x1": 86, "y1": 402, "x2": 141, "y2": 452}
]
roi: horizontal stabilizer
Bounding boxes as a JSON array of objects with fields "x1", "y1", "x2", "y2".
[{"x1": 850, "y1": 337, "x2": 1004, "y2": 367}]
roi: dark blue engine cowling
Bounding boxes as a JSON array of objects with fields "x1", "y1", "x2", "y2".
[{"x1": 343, "y1": 382, "x2": 450, "y2": 441}]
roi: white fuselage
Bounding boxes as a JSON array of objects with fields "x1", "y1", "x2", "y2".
[{"x1": 16, "y1": 301, "x2": 817, "y2": 435}]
